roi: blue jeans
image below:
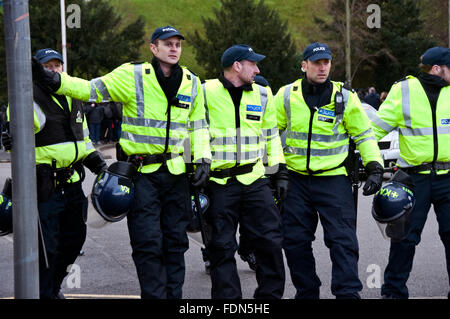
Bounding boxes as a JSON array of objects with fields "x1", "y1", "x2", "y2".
[
  {"x1": 88, "y1": 123, "x2": 101, "y2": 143},
  {"x1": 381, "y1": 172, "x2": 450, "y2": 298}
]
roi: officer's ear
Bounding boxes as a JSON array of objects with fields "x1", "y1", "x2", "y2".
[
  {"x1": 301, "y1": 60, "x2": 307, "y2": 73},
  {"x1": 150, "y1": 40, "x2": 159, "y2": 55},
  {"x1": 233, "y1": 61, "x2": 242, "y2": 73}
]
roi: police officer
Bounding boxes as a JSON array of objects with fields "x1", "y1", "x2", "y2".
[
  {"x1": 32, "y1": 26, "x2": 212, "y2": 299},
  {"x1": 370, "y1": 46, "x2": 450, "y2": 299},
  {"x1": 202, "y1": 44, "x2": 287, "y2": 299},
  {"x1": 274, "y1": 42, "x2": 384, "y2": 299},
  {"x1": 2, "y1": 48, "x2": 107, "y2": 299}
]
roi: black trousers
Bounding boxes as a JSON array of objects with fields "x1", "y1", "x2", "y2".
[
  {"x1": 127, "y1": 166, "x2": 190, "y2": 299},
  {"x1": 282, "y1": 172, "x2": 362, "y2": 299},
  {"x1": 381, "y1": 172, "x2": 450, "y2": 298},
  {"x1": 206, "y1": 178, "x2": 285, "y2": 299},
  {"x1": 38, "y1": 181, "x2": 87, "y2": 299}
]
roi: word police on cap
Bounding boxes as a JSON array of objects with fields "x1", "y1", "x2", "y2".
[
  {"x1": 162, "y1": 27, "x2": 177, "y2": 32},
  {"x1": 313, "y1": 47, "x2": 326, "y2": 52}
]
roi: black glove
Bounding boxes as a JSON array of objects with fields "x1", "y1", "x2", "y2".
[
  {"x1": 83, "y1": 151, "x2": 108, "y2": 175},
  {"x1": 363, "y1": 161, "x2": 384, "y2": 196},
  {"x1": 32, "y1": 57, "x2": 61, "y2": 92},
  {"x1": 191, "y1": 161, "x2": 210, "y2": 188},
  {"x1": 1, "y1": 129, "x2": 12, "y2": 151},
  {"x1": 272, "y1": 164, "x2": 289, "y2": 201}
]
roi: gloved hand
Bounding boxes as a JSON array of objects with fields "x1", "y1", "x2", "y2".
[
  {"x1": 32, "y1": 57, "x2": 61, "y2": 92},
  {"x1": 272, "y1": 164, "x2": 289, "y2": 201},
  {"x1": 1, "y1": 130, "x2": 12, "y2": 151},
  {"x1": 363, "y1": 161, "x2": 384, "y2": 195},
  {"x1": 83, "y1": 151, "x2": 108, "y2": 175},
  {"x1": 192, "y1": 160, "x2": 210, "y2": 188}
]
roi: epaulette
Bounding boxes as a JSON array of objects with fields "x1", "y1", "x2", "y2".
[
  {"x1": 130, "y1": 61, "x2": 144, "y2": 64},
  {"x1": 394, "y1": 77, "x2": 408, "y2": 84},
  {"x1": 186, "y1": 68, "x2": 198, "y2": 77},
  {"x1": 342, "y1": 82, "x2": 355, "y2": 93}
]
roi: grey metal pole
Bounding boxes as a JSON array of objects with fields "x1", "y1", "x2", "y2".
[
  {"x1": 60, "y1": 0, "x2": 67, "y2": 72},
  {"x1": 345, "y1": 0, "x2": 351, "y2": 85},
  {"x1": 3, "y1": 0, "x2": 39, "y2": 299}
]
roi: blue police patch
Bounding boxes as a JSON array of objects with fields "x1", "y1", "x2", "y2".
[
  {"x1": 318, "y1": 108, "x2": 335, "y2": 117},
  {"x1": 246, "y1": 104, "x2": 262, "y2": 112},
  {"x1": 177, "y1": 94, "x2": 191, "y2": 102},
  {"x1": 441, "y1": 118, "x2": 450, "y2": 125}
]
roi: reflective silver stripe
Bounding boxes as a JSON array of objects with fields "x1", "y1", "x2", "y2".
[
  {"x1": 352, "y1": 128, "x2": 373, "y2": 140},
  {"x1": 212, "y1": 149, "x2": 261, "y2": 161},
  {"x1": 202, "y1": 83, "x2": 210, "y2": 125},
  {"x1": 189, "y1": 119, "x2": 207, "y2": 131},
  {"x1": 33, "y1": 101, "x2": 46, "y2": 131},
  {"x1": 257, "y1": 84, "x2": 268, "y2": 117},
  {"x1": 355, "y1": 136, "x2": 376, "y2": 146},
  {"x1": 399, "y1": 126, "x2": 450, "y2": 136},
  {"x1": 261, "y1": 127, "x2": 278, "y2": 137},
  {"x1": 122, "y1": 116, "x2": 187, "y2": 131},
  {"x1": 371, "y1": 113, "x2": 396, "y2": 133},
  {"x1": 401, "y1": 80, "x2": 411, "y2": 127},
  {"x1": 189, "y1": 71, "x2": 198, "y2": 118},
  {"x1": 121, "y1": 131, "x2": 184, "y2": 145},
  {"x1": 134, "y1": 64, "x2": 145, "y2": 118},
  {"x1": 86, "y1": 141, "x2": 94, "y2": 150},
  {"x1": 287, "y1": 131, "x2": 348, "y2": 142},
  {"x1": 283, "y1": 84, "x2": 293, "y2": 131},
  {"x1": 88, "y1": 80, "x2": 98, "y2": 102},
  {"x1": 211, "y1": 136, "x2": 260, "y2": 145},
  {"x1": 90, "y1": 77, "x2": 111, "y2": 102},
  {"x1": 285, "y1": 144, "x2": 349, "y2": 156},
  {"x1": 83, "y1": 128, "x2": 90, "y2": 138}
]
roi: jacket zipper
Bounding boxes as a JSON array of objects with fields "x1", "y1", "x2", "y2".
[{"x1": 306, "y1": 106, "x2": 318, "y2": 174}]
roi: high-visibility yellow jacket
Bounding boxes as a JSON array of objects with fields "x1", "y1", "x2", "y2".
[
  {"x1": 203, "y1": 79, "x2": 285, "y2": 185},
  {"x1": 370, "y1": 75, "x2": 450, "y2": 174},
  {"x1": 56, "y1": 62, "x2": 212, "y2": 174},
  {"x1": 274, "y1": 79, "x2": 382, "y2": 176}
]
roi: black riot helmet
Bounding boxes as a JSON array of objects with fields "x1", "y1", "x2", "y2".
[
  {"x1": 186, "y1": 193, "x2": 210, "y2": 233},
  {"x1": 372, "y1": 169, "x2": 415, "y2": 242},
  {"x1": 91, "y1": 161, "x2": 135, "y2": 224},
  {"x1": 0, "y1": 178, "x2": 13, "y2": 236}
]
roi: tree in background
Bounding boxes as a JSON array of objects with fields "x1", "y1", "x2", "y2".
[
  {"x1": 188, "y1": 0, "x2": 301, "y2": 92},
  {"x1": 0, "y1": 0, "x2": 145, "y2": 102},
  {"x1": 315, "y1": 0, "x2": 438, "y2": 91}
]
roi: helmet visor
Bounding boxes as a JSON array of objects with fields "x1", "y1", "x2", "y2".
[{"x1": 375, "y1": 210, "x2": 412, "y2": 242}]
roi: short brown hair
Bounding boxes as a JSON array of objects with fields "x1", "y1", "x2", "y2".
[{"x1": 419, "y1": 63, "x2": 432, "y2": 73}]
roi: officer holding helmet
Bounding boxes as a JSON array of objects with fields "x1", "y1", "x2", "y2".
[
  {"x1": 1, "y1": 48, "x2": 107, "y2": 299},
  {"x1": 274, "y1": 42, "x2": 383, "y2": 299},
  {"x1": 32, "y1": 26, "x2": 212, "y2": 299},
  {"x1": 370, "y1": 46, "x2": 450, "y2": 299}
]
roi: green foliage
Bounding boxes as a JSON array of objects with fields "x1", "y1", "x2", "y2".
[
  {"x1": 188, "y1": 0, "x2": 301, "y2": 92},
  {"x1": 315, "y1": 0, "x2": 437, "y2": 91},
  {"x1": 0, "y1": 0, "x2": 146, "y2": 102},
  {"x1": 371, "y1": 0, "x2": 436, "y2": 90}
]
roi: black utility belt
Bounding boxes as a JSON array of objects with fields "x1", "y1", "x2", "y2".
[
  {"x1": 127, "y1": 152, "x2": 182, "y2": 167},
  {"x1": 405, "y1": 161, "x2": 450, "y2": 173},
  {"x1": 210, "y1": 162, "x2": 256, "y2": 179}
]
